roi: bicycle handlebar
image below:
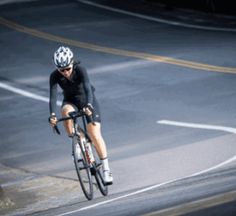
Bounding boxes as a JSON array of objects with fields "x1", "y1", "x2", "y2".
[
  {"x1": 57, "y1": 110, "x2": 85, "y2": 123},
  {"x1": 52, "y1": 110, "x2": 95, "y2": 135}
]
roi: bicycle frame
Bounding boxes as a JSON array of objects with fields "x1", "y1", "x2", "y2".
[
  {"x1": 75, "y1": 116, "x2": 94, "y2": 165},
  {"x1": 62, "y1": 111, "x2": 94, "y2": 165},
  {"x1": 52, "y1": 110, "x2": 108, "y2": 200}
]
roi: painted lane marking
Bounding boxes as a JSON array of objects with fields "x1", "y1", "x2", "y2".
[
  {"x1": 157, "y1": 120, "x2": 236, "y2": 177},
  {"x1": 55, "y1": 121, "x2": 236, "y2": 215},
  {"x1": 1, "y1": 81, "x2": 236, "y2": 215},
  {"x1": 88, "y1": 59, "x2": 154, "y2": 74},
  {"x1": 0, "y1": 81, "x2": 62, "y2": 106},
  {"x1": 158, "y1": 120, "x2": 236, "y2": 134},
  {"x1": 56, "y1": 181, "x2": 176, "y2": 216},
  {"x1": 0, "y1": 17, "x2": 236, "y2": 73},
  {"x1": 56, "y1": 156, "x2": 236, "y2": 215},
  {"x1": 77, "y1": 0, "x2": 236, "y2": 33},
  {"x1": 190, "y1": 155, "x2": 236, "y2": 177}
]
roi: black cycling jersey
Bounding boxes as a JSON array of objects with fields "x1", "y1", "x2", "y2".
[{"x1": 49, "y1": 62, "x2": 95, "y2": 114}]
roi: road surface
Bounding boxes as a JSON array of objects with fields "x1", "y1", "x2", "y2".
[{"x1": 0, "y1": 0, "x2": 236, "y2": 215}]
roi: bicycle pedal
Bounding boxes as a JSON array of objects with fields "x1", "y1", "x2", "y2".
[
  {"x1": 96, "y1": 163, "x2": 102, "y2": 168},
  {"x1": 79, "y1": 165, "x2": 90, "y2": 170},
  {"x1": 90, "y1": 167, "x2": 96, "y2": 175},
  {"x1": 104, "y1": 181, "x2": 113, "y2": 186}
]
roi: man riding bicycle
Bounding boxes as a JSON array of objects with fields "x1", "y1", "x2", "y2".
[{"x1": 48, "y1": 46, "x2": 113, "y2": 185}]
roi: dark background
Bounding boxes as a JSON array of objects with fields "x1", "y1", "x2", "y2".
[{"x1": 146, "y1": 0, "x2": 236, "y2": 15}]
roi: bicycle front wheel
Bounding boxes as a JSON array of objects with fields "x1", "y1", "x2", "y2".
[{"x1": 73, "y1": 137, "x2": 93, "y2": 200}]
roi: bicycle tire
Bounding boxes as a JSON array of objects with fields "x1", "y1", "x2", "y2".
[
  {"x1": 73, "y1": 136, "x2": 93, "y2": 200},
  {"x1": 91, "y1": 144, "x2": 108, "y2": 196}
]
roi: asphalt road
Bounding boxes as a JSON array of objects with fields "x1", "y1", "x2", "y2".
[{"x1": 0, "y1": 0, "x2": 236, "y2": 215}]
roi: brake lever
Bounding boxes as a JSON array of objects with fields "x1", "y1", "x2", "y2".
[
  {"x1": 84, "y1": 104, "x2": 96, "y2": 125},
  {"x1": 53, "y1": 125, "x2": 61, "y2": 135},
  {"x1": 86, "y1": 115, "x2": 95, "y2": 126}
]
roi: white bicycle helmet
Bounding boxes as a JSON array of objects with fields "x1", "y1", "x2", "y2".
[{"x1": 53, "y1": 46, "x2": 74, "y2": 68}]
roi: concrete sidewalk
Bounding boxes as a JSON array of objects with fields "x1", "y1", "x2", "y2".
[{"x1": 0, "y1": 163, "x2": 84, "y2": 216}]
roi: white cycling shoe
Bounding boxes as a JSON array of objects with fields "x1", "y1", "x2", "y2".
[{"x1": 103, "y1": 170, "x2": 113, "y2": 185}]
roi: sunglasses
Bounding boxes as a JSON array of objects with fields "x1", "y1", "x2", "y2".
[{"x1": 59, "y1": 67, "x2": 72, "y2": 73}]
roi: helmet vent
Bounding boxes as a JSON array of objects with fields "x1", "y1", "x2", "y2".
[{"x1": 53, "y1": 46, "x2": 74, "y2": 68}]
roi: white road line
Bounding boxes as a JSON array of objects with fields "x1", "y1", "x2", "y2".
[
  {"x1": 190, "y1": 155, "x2": 236, "y2": 177},
  {"x1": 77, "y1": 0, "x2": 236, "y2": 32},
  {"x1": 57, "y1": 155, "x2": 236, "y2": 216},
  {"x1": 88, "y1": 60, "x2": 153, "y2": 74},
  {"x1": 1, "y1": 81, "x2": 236, "y2": 215},
  {"x1": 0, "y1": 81, "x2": 62, "y2": 106},
  {"x1": 57, "y1": 181, "x2": 175, "y2": 216},
  {"x1": 157, "y1": 120, "x2": 236, "y2": 134},
  {"x1": 55, "y1": 120, "x2": 236, "y2": 215}
]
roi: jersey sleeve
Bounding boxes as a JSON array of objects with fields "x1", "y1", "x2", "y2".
[
  {"x1": 49, "y1": 72, "x2": 58, "y2": 114},
  {"x1": 80, "y1": 66, "x2": 94, "y2": 105}
]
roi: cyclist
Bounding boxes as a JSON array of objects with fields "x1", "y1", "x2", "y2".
[{"x1": 48, "y1": 46, "x2": 113, "y2": 185}]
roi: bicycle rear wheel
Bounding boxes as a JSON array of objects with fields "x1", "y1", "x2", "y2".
[
  {"x1": 91, "y1": 144, "x2": 108, "y2": 196},
  {"x1": 73, "y1": 136, "x2": 93, "y2": 200}
]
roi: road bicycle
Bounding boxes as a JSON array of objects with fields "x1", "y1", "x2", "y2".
[{"x1": 53, "y1": 110, "x2": 108, "y2": 200}]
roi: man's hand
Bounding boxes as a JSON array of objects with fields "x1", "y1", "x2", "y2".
[
  {"x1": 83, "y1": 103, "x2": 93, "y2": 116},
  {"x1": 49, "y1": 114, "x2": 57, "y2": 127}
]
